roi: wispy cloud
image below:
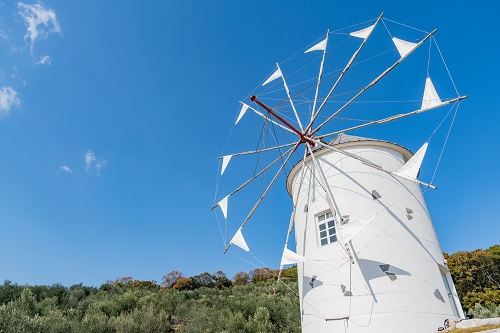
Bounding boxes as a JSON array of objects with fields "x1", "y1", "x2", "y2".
[
  {"x1": 84, "y1": 150, "x2": 107, "y2": 175},
  {"x1": 36, "y1": 55, "x2": 51, "y2": 65},
  {"x1": 18, "y1": 2, "x2": 60, "y2": 53},
  {"x1": 84, "y1": 150, "x2": 96, "y2": 173},
  {"x1": 58, "y1": 165, "x2": 72, "y2": 174},
  {"x1": 95, "y1": 160, "x2": 107, "y2": 174},
  {"x1": 0, "y1": 86, "x2": 20, "y2": 117}
]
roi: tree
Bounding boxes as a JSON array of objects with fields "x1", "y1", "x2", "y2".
[
  {"x1": 161, "y1": 271, "x2": 184, "y2": 289},
  {"x1": 250, "y1": 268, "x2": 277, "y2": 283},
  {"x1": 193, "y1": 272, "x2": 215, "y2": 288},
  {"x1": 447, "y1": 246, "x2": 500, "y2": 310},
  {"x1": 212, "y1": 271, "x2": 232, "y2": 289},
  {"x1": 173, "y1": 277, "x2": 196, "y2": 290},
  {"x1": 233, "y1": 271, "x2": 250, "y2": 286}
]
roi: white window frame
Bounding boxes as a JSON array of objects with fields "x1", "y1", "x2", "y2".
[{"x1": 316, "y1": 211, "x2": 338, "y2": 247}]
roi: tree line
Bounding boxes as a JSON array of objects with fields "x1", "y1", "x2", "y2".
[
  {"x1": 0, "y1": 246, "x2": 497, "y2": 332},
  {"x1": 446, "y1": 244, "x2": 500, "y2": 310}
]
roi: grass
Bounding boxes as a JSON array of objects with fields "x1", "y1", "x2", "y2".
[{"x1": 453, "y1": 324, "x2": 500, "y2": 333}]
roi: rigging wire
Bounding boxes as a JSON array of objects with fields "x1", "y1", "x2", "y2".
[
  {"x1": 383, "y1": 18, "x2": 430, "y2": 34},
  {"x1": 216, "y1": 17, "x2": 465, "y2": 324},
  {"x1": 381, "y1": 19, "x2": 393, "y2": 39},
  {"x1": 427, "y1": 37, "x2": 432, "y2": 78},
  {"x1": 428, "y1": 102, "x2": 461, "y2": 186},
  {"x1": 432, "y1": 37, "x2": 460, "y2": 96}
]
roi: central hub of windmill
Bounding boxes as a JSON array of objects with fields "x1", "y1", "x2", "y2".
[{"x1": 250, "y1": 95, "x2": 315, "y2": 146}]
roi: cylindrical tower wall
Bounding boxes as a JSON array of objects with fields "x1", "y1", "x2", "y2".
[{"x1": 287, "y1": 139, "x2": 463, "y2": 333}]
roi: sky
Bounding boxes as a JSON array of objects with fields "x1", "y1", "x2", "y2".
[{"x1": 0, "y1": 1, "x2": 498, "y2": 287}]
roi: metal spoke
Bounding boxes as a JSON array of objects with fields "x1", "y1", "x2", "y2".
[
  {"x1": 317, "y1": 96, "x2": 466, "y2": 139},
  {"x1": 305, "y1": 13, "x2": 383, "y2": 134},
  {"x1": 212, "y1": 145, "x2": 297, "y2": 210},
  {"x1": 224, "y1": 141, "x2": 301, "y2": 253},
  {"x1": 307, "y1": 137, "x2": 437, "y2": 189},
  {"x1": 278, "y1": 63, "x2": 304, "y2": 132},
  {"x1": 311, "y1": 28, "x2": 437, "y2": 135},
  {"x1": 278, "y1": 148, "x2": 308, "y2": 280}
]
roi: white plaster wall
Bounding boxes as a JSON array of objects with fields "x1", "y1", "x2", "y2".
[{"x1": 289, "y1": 142, "x2": 463, "y2": 333}]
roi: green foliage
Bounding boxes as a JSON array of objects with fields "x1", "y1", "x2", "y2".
[
  {"x1": 0, "y1": 245, "x2": 497, "y2": 332},
  {"x1": 447, "y1": 245, "x2": 500, "y2": 310},
  {"x1": 0, "y1": 276, "x2": 300, "y2": 333},
  {"x1": 470, "y1": 302, "x2": 500, "y2": 319}
]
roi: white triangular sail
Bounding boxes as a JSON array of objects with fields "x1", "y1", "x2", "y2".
[
  {"x1": 217, "y1": 195, "x2": 229, "y2": 219},
  {"x1": 394, "y1": 142, "x2": 428, "y2": 180},
  {"x1": 392, "y1": 37, "x2": 417, "y2": 58},
  {"x1": 262, "y1": 67, "x2": 283, "y2": 86},
  {"x1": 338, "y1": 214, "x2": 376, "y2": 243},
  {"x1": 350, "y1": 24, "x2": 376, "y2": 39},
  {"x1": 280, "y1": 248, "x2": 307, "y2": 265},
  {"x1": 305, "y1": 38, "x2": 327, "y2": 53},
  {"x1": 421, "y1": 77, "x2": 442, "y2": 109},
  {"x1": 236, "y1": 103, "x2": 249, "y2": 124},
  {"x1": 230, "y1": 228, "x2": 249, "y2": 251},
  {"x1": 221, "y1": 155, "x2": 232, "y2": 175}
]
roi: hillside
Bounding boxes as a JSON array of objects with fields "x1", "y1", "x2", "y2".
[{"x1": 0, "y1": 246, "x2": 498, "y2": 333}]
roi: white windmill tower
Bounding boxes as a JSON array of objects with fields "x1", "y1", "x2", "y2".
[{"x1": 214, "y1": 14, "x2": 466, "y2": 333}]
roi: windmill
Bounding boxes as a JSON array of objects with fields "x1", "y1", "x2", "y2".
[{"x1": 213, "y1": 14, "x2": 466, "y2": 333}]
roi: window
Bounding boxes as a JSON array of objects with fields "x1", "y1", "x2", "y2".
[{"x1": 317, "y1": 211, "x2": 337, "y2": 246}]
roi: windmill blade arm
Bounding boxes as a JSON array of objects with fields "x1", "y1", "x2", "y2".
[
  {"x1": 223, "y1": 142, "x2": 300, "y2": 254},
  {"x1": 218, "y1": 142, "x2": 296, "y2": 159},
  {"x1": 310, "y1": 29, "x2": 330, "y2": 120},
  {"x1": 311, "y1": 28, "x2": 437, "y2": 135},
  {"x1": 317, "y1": 96, "x2": 466, "y2": 140},
  {"x1": 278, "y1": 64, "x2": 304, "y2": 131},
  {"x1": 211, "y1": 145, "x2": 296, "y2": 210},
  {"x1": 240, "y1": 141, "x2": 300, "y2": 228},
  {"x1": 278, "y1": 149, "x2": 308, "y2": 280},
  {"x1": 308, "y1": 137, "x2": 437, "y2": 189},
  {"x1": 245, "y1": 103, "x2": 297, "y2": 135},
  {"x1": 305, "y1": 13, "x2": 383, "y2": 133}
]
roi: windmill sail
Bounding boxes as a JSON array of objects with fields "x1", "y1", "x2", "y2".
[
  {"x1": 217, "y1": 195, "x2": 229, "y2": 219},
  {"x1": 215, "y1": 15, "x2": 466, "y2": 333},
  {"x1": 421, "y1": 77, "x2": 442, "y2": 109},
  {"x1": 338, "y1": 214, "x2": 376, "y2": 243},
  {"x1": 280, "y1": 248, "x2": 307, "y2": 265},
  {"x1": 393, "y1": 142, "x2": 428, "y2": 180},
  {"x1": 221, "y1": 155, "x2": 232, "y2": 175},
  {"x1": 305, "y1": 38, "x2": 327, "y2": 53},
  {"x1": 350, "y1": 24, "x2": 376, "y2": 39},
  {"x1": 236, "y1": 103, "x2": 249, "y2": 124},
  {"x1": 262, "y1": 67, "x2": 283, "y2": 86},
  {"x1": 392, "y1": 37, "x2": 417, "y2": 58},
  {"x1": 230, "y1": 228, "x2": 249, "y2": 251}
]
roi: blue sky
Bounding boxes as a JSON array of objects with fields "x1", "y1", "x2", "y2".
[{"x1": 0, "y1": 1, "x2": 498, "y2": 287}]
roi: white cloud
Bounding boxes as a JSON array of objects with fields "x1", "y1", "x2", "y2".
[
  {"x1": 84, "y1": 150, "x2": 96, "y2": 173},
  {"x1": 95, "y1": 160, "x2": 107, "y2": 175},
  {"x1": 59, "y1": 165, "x2": 72, "y2": 174},
  {"x1": 84, "y1": 150, "x2": 107, "y2": 175},
  {"x1": 36, "y1": 55, "x2": 51, "y2": 65},
  {"x1": 0, "y1": 86, "x2": 20, "y2": 116},
  {"x1": 18, "y1": 2, "x2": 60, "y2": 53}
]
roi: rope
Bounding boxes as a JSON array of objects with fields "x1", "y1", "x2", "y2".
[
  {"x1": 330, "y1": 18, "x2": 377, "y2": 34},
  {"x1": 381, "y1": 19, "x2": 393, "y2": 39},
  {"x1": 426, "y1": 37, "x2": 432, "y2": 78},
  {"x1": 213, "y1": 210, "x2": 227, "y2": 248},
  {"x1": 429, "y1": 102, "x2": 461, "y2": 185},
  {"x1": 433, "y1": 37, "x2": 460, "y2": 96},
  {"x1": 383, "y1": 18, "x2": 429, "y2": 34}
]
